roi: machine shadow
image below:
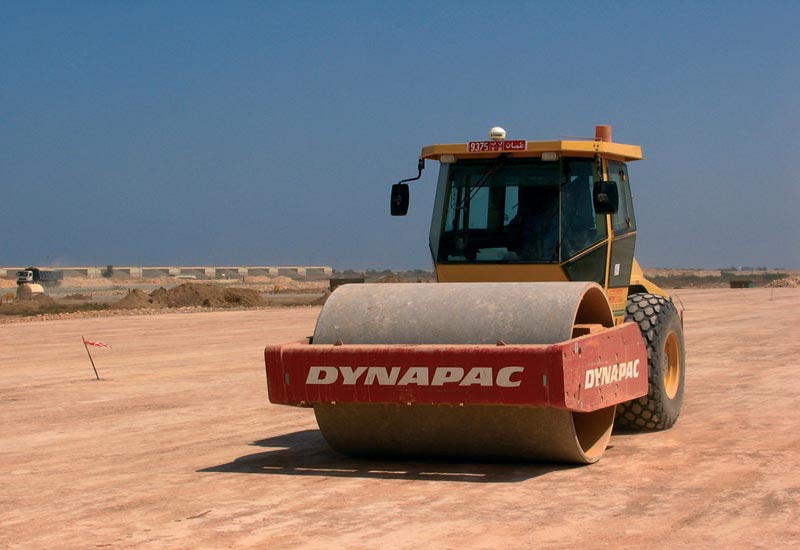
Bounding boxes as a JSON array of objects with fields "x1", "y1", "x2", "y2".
[{"x1": 200, "y1": 429, "x2": 577, "y2": 483}]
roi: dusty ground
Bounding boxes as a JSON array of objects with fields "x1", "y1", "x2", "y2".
[{"x1": 1, "y1": 288, "x2": 798, "y2": 549}]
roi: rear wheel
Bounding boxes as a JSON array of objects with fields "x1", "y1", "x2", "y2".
[{"x1": 615, "y1": 293, "x2": 685, "y2": 431}]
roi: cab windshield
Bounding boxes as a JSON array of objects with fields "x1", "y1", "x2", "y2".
[{"x1": 433, "y1": 158, "x2": 607, "y2": 263}]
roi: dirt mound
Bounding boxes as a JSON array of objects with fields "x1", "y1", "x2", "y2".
[
  {"x1": 147, "y1": 283, "x2": 265, "y2": 308},
  {"x1": 766, "y1": 277, "x2": 800, "y2": 288},
  {"x1": 113, "y1": 289, "x2": 165, "y2": 309},
  {"x1": 114, "y1": 284, "x2": 266, "y2": 310},
  {"x1": 0, "y1": 294, "x2": 60, "y2": 315},
  {"x1": 244, "y1": 276, "x2": 297, "y2": 284},
  {"x1": 63, "y1": 293, "x2": 91, "y2": 300},
  {"x1": 32, "y1": 294, "x2": 56, "y2": 305}
]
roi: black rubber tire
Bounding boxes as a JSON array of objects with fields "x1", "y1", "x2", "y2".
[{"x1": 615, "y1": 293, "x2": 685, "y2": 431}]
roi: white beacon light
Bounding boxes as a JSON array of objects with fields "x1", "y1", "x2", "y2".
[{"x1": 489, "y1": 127, "x2": 506, "y2": 141}]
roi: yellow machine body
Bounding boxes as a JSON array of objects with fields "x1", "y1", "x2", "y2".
[{"x1": 264, "y1": 125, "x2": 686, "y2": 464}]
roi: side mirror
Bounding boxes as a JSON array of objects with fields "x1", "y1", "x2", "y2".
[
  {"x1": 391, "y1": 158, "x2": 424, "y2": 216},
  {"x1": 593, "y1": 181, "x2": 619, "y2": 214},
  {"x1": 390, "y1": 183, "x2": 409, "y2": 216}
]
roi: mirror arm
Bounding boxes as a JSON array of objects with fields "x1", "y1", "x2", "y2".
[
  {"x1": 397, "y1": 158, "x2": 425, "y2": 185},
  {"x1": 592, "y1": 153, "x2": 602, "y2": 185}
]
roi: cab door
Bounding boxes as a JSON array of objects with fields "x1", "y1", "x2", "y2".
[{"x1": 606, "y1": 161, "x2": 637, "y2": 317}]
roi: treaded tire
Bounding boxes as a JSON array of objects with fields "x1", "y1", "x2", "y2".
[{"x1": 615, "y1": 293, "x2": 685, "y2": 431}]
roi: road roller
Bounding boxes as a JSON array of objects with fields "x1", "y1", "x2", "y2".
[{"x1": 265, "y1": 125, "x2": 685, "y2": 464}]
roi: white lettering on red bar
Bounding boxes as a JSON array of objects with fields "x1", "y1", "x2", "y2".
[
  {"x1": 340, "y1": 366, "x2": 367, "y2": 384},
  {"x1": 584, "y1": 359, "x2": 641, "y2": 389},
  {"x1": 364, "y1": 366, "x2": 401, "y2": 385},
  {"x1": 495, "y1": 366, "x2": 524, "y2": 387},
  {"x1": 431, "y1": 367, "x2": 462, "y2": 386},
  {"x1": 307, "y1": 366, "x2": 338, "y2": 384},
  {"x1": 458, "y1": 367, "x2": 492, "y2": 387},
  {"x1": 306, "y1": 366, "x2": 525, "y2": 387},
  {"x1": 467, "y1": 140, "x2": 526, "y2": 153}
]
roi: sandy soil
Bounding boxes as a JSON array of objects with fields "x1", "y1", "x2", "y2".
[{"x1": 1, "y1": 289, "x2": 799, "y2": 549}]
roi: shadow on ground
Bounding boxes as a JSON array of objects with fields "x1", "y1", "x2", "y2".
[{"x1": 200, "y1": 429, "x2": 577, "y2": 483}]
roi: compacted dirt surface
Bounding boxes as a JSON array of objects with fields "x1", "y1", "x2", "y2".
[{"x1": 1, "y1": 288, "x2": 799, "y2": 549}]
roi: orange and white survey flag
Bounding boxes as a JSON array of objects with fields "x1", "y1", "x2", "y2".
[{"x1": 84, "y1": 339, "x2": 112, "y2": 349}]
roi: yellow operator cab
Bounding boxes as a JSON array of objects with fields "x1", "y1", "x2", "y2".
[{"x1": 391, "y1": 125, "x2": 665, "y2": 320}]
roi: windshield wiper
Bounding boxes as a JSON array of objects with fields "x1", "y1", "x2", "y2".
[
  {"x1": 450, "y1": 154, "x2": 510, "y2": 257},
  {"x1": 455, "y1": 154, "x2": 510, "y2": 212}
]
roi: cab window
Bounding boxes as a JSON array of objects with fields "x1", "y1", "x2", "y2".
[
  {"x1": 608, "y1": 161, "x2": 636, "y2": 235},
  {"x1": 561, "y1": 159, "x2": 608, "y2": 257}
]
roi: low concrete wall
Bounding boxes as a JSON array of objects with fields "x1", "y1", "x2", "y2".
[
  {"x1": 214, "y1": 267, "x2": 246, "y2": 279},
  {"x1": 304, "y1": 267, "x2": 333, "y2": 280},
  {"x1": 113, "y1": 267, "x2": 143, "y2": 277},
  {"x1": 0, "y1": 266, "x2": 333, "y2": 281},
  {"x1": 140, "y1": 267, "x2": 179, "y2": 278},
  {"x1": 60, "y1": 267, "x2": 102, "y2": 277},
  {"x1": 179, "y1": 267, "x2": 216, "y2": 279},
  {"x1": 245, "y1": 267, "x2": 278, "y2": 277}
]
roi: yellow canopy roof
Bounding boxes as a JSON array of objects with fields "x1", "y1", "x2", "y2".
[{"x1": 420, "y1": 139, "x2": 643, "y2": 162}]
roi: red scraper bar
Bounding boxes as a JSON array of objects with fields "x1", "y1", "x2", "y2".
[{"x1": 264, "y1": 323, "x2": 647, "y2": 413}]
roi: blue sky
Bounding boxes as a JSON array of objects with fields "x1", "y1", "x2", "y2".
[{"x1": 2, "y1": 1, "x2": 798, "y2": 269}]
